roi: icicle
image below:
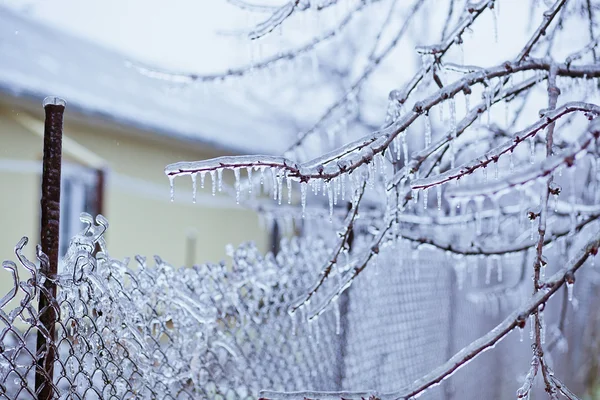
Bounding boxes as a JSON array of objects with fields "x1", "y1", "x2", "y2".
[
  {"x1": 260, "y1": 166, "x2": 266, "y2": 186},
  {"x1": 301, "y1": 182, "x2": 307, "y2": 218},
  {"x1": 509, "y1": 151, "x2": 514, "y2": 172},
  {"x1": 475, "y1": 196, "x2": 484, "y2": 235},
  {"x1": 217, "y1": 169, "x2": 223, "y2": 192},
  {"x1": 412, "y1": 188, "x2": 419, "y2": 205},
  {"x1": 200, "y1": 171, "x2": 206, "y2": 189},
  {"x1": 246, "y1": 167, "x2": 253, "y2": 194},
  {"x1": 530, "y1": 218, "x2": 535, "y2": 241},
  {"x1": 341, "y1": 173, "x2": 346, "y2": 201},
  {"x1": 393, "y1": 135, "x2": 401, "y2": 161},
  {"x1": 529, "y1": 314, "x2": 535, "y2": 340},
  {"x1": 191, "y1": 173, "x2": 197, "y2": 204},
  {"x1": 169, "y1": 176, "x2": 175, "y2": 202},
  {"x1": 465, "y1": 92, "x2": 470, "y2": 114},
  {"x1": 277, "y1": 170, "x2": 284, "y2": 205},
  {"x1": 271, "y1": 168, "x2": 278, "y2": 201},
  {"x1": 567, "y1": 281, "x2": 574, "y2": 302},
  {"x1": 334, "y1": 297, "x2": 341, "y2": 335},
  {"x1": 496, "y1": 257, "x2": 503, "y2": 282},
  {"x1": 367, "y1": 162, "x2": 375, "y2": 189},
  {"x1": 425, "y1": 112, "x2": 432, "y2": 147},
  {"x1": 529, "y1": 137, "x2": 535, "y2": 164},
  {"x1": 291, "y1": 310, "x2": 297, "y2": 336},
  {"x1": 437, "y1": 184, "x2": 442, "y2": 211},
  {"x1": 287, "y1": 176, "x2": 292, "y2": 204},
  {"x1": 402, "y1": 132, "x2": 409, "y2": 163},
  {"x1": 210, "y1": 171, "x2": 216, "y2": 196},
  {"x1": 328, "y1": 181, "x2": 334, "y2": 222},
  {"x1": 423, "y1": 188, "x2": 429, "y2": 210},
  {"x1": 519, "y1": 325, "x2": 524, "y2": 342},
  {"x1": 372, "y1": 252, "x2": 379, "y2": 276},
  {"x1": 234, "y1": 168, "x2": 241, "y2": 204},
  {"x1": 485, "y1": 258, "x2": 492, "y2": 285},
  {"x1": 494, "y1": 161, "x2": 499, "y2": 180},
  {"x1": 482, "y1": 167, "x2": 488, "y2": 183}
]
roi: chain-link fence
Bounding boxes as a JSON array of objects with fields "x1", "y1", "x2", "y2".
[
  {"x1": 0, "y1": 214, "x2": 342, "y2": 399},
  {"x1": 1, "y1": 214, "x2": 599, "y2": 399}
]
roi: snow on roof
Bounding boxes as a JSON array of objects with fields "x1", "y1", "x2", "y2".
[{"x1": 0, "y1": 7, "x2": 293, "y2": 155}]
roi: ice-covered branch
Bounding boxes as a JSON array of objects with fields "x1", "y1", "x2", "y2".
[
  {"x1": 379, "y1": 0, "x2": 495, "y2": 107},
  {"x1": 516, "y1": 0, "x2": 566, "y2": 62},
  {"x1": 566, "y1": 36, "x2": 600, "y2": 66},
  {"x1": 247, "y1": 1, "x2": 304, "y2": 40},
  {"x1": 394, "y1": 213, "x2": 599, "y2": 257},
  {"x1": 443, "y1": 118, "x2": 599, "y2": 200},
  {"x1": 306, "y1": 214, "x2": 394, "y2": 321},
  {"x1": 288, "y1": 182, "x2": 366, "y2": 315},
  {"x1": 260, "y1": 230, "x2": 600, "y2": 400},
  {"x1": 411, "y1": 102, "x2": 600, "y2": 191},
  {"x1": 225, "y1": 0, "x2": 279, "y2": 13},
  {"x1": 531, "y1": 64, "x2": 561, "y2": 396},
  {"x1": 285, "y1": 0, "x2": 427, "y2": 153},
  {"x1": 245, "y1": 0, "x2": 370, "y2": 40},
  {"x1": 127, "y1": 0, "x2": 372, "y2": 85},
  {"x1": 388, "y1": 73, "x2": 543, "y2": 191},
  {"x1": 547, "y1": 373, "x2": 581, "y2": 400}
]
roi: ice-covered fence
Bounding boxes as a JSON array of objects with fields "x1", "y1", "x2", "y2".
[
  {"x1": 1, "y1": 212, "x2": 599, "y2": 399},
  {"x1": 0, "y1": 214, "x2": 341, "y2": 399}
]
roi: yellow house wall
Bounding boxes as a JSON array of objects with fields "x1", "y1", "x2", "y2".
[{"x1": 0, "y1": 103, "x2": 269, "y2": 301}]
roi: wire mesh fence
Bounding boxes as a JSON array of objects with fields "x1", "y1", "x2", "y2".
[
  {"x1": 1, "y1": 213, "x2": 599, "y2": 399},
  {"x1": 0, "y1": 214, "x2": 341, "y2": 399}
]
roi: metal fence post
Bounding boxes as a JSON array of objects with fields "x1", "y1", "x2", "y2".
[{"x1": 35, "y1": 96, "x2": 65, "y2": 400}]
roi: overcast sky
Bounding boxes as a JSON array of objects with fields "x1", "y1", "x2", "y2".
[{"x1": 0, "y1": 0, "x2": 255, "y2": 74}]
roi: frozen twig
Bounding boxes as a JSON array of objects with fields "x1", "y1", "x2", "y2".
[
  {"x1": 288, "y1": 182, "x2": 366, "y2": 315},
  {"x1": 285, "y1": 0, "x2": 427, "y2": 153},
  {"x1": 411, "y1": 102, "x2": 600, "y2": 191},
  {"x1": 532, "y1": 63, "x2": 560, "y2": 396},
  {"x1": 127, "y1": 0, "x2": 373, "y2": 84},
  {"x1": 393, "y1": 213, "x2": 599, "y2": 257},
  {"x1": 516, "y1": 0, "x2": 567, "y2": 62},
  {"x1": 225, "y1": 0, "x2": 279, "y2": 13}
]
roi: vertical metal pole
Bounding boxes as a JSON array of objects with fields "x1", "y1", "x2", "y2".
[{"x1": 35, "y1": 96, "x2": 65, "y2": 400}]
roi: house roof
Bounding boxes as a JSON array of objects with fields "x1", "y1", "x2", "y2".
[{"x1": 0, "y1": 7, "x2": 293, "y2": 155}]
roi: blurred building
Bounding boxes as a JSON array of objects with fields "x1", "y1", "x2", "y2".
[{"x1": 0, "y1": 7, "x2": 290, "y2": 281}]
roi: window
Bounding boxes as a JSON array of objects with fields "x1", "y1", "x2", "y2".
[{"x1": 59, "y1": 163, "x2": 101, "y2": 258}]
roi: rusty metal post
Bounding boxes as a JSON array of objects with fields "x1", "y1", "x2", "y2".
[{"x1": 35, "y1": 96, "x2": 65, "y2": 400}]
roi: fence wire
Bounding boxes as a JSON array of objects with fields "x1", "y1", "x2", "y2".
[{"x1": 1, "y1": 214, "x2": 599, "y2": 399}]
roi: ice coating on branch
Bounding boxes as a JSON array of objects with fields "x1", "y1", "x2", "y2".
[
  {"x1": 412, "y1": 105, "x2": 600, "y2": 192},
  {"x1": 443, "y1": 128, "x2": 596, "y2": 199},
  {"x1": 516, "y1": 356, "x2": 539, "y2": 398},
  {"x1": 247, "y1": 2, "x2": 296, "y2": 40}
]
